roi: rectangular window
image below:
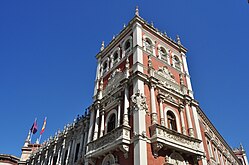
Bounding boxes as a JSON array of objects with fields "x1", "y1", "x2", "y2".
[
  {"x1": 207, "y1": 140, "x2": 213, "y2": 158},
  {"x1": 74, "y1": 143, "x2": 80, "y2": 162}
]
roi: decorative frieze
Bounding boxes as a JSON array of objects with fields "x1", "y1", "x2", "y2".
[{"x1": 103, "y1": 68, "x2": 123, "y2": 97}]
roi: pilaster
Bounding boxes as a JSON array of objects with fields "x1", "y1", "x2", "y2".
[{"x1": 131, "y1": 90, "x2": 148, "y2": 165}]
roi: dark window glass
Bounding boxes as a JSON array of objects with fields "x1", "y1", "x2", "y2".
[
  {"x1": 113, "y1": 52, "x2": 119, "y2": 61},
  {"x1": 167, "y1": 111, "x2": 177, "y2": 131},
  {"x1": 107, "y1": 114, "x2": 116, "y2": 133},
  {"x1": 125, "y1": 41, "x2": 131, "y2": 50},
  {"x1": 74, "y1": 143, "x2": 80, "y2": 162}
]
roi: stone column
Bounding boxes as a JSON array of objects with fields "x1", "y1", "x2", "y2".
[
  {"x1": 93, "y1": 58, "x2": 101, "y2": 97},
  {"x1": 185, "y1": 102, "x2": 194, "y2": 137},
  {"x1": 158, "y1": 97, "x2": 165, "y2": 126},
  {"x1": 179, "y1": 105, "x2": 186, "y2": 135},
  {"x1": 78, "y1": 134, "x2": 84, "y2": 161},
  {"x1": 87, "y1": 109, "x2": 95, "y2": 143},
  {"x1": 123, "y1": 84, "x2": 129, "y2": 126},
  {"x1": 93, "y1": 104, "x2": 100, "y2": 140},
  {"x1": 117, "y1": 101, "x2": 121, "y2": 127},
  {"x1": 110, "y1": 54, "x2": 114, "y2": 68},
  {"x1": 82, "y1": 125, "x2": 88, "y2": 155},
  {"x1": 99, "y1": 110, "x2": 105, "y2": 137},
  {"x1": 150, "y1": 84, "x2": 158, "y2": 124},
  {"x1": 56, "y1": 148, "x2": 61, "y2": 165},
  {"x1": 69, "y1": 139, "x2": 75, "y2": 164},
  {"x1": 60, "y1": 138, "x2": 66, "y2": 165},
  {"x1": 131, "y1": 90, "x2": 148, "y2": 165},
  {"x1": 65, "y1": 141, "x2": 71, "y2": 165}
]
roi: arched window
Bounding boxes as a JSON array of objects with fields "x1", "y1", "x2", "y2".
[
  {"x1": 125, "y1": 40, "x2": 131, "y2": 50},
  {"x1": 107, "y1": 113, "x2": 116, "y2": 133},
  {"x1": 173, "y1": 56, "x2": 181, "y2": 70},
  {"x1": 144, "y1": 38, "x2": 153, "y2": 54},
  {"x1": 123, "y1": 37, "x2": 132, "y2": 56},
  {"x1": 113, "y1": 51, "x2": 119, "y2": 61},
  {"x1": 167, "y1": 111, "x2": 177, "y2": 131},
  {"x1": 103, "y1": 60, "x2": 109, "y2": 74},
  {"x1": 159, "y1": 47, "x2": 168, "y2": 62},
  {"x1": 102, "y1": 154, "x2": 115, "y2": 165},
  {"x1": 112, "y1": 51, "x2": 120, "y2": 65}
]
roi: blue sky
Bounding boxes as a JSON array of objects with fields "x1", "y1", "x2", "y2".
[{"x1": 0, "y1": 0, "x2": 248, "y2": 157}]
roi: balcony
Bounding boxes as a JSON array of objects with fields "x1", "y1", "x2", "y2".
[
  {"x1": 86, "y1": 125, "x2": 131, "y2": 159},
  {"x1": 149, "y1": 124, "x2": 203, "y2": 157}
]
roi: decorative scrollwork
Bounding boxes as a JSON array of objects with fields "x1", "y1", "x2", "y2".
[{"x1": 131, "y1": 90, "x2": 148, "y2": 113}]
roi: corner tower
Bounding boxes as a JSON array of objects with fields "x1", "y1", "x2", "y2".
[{"x1": 85, "y1": 8, "x2": 206, "y2": 165}]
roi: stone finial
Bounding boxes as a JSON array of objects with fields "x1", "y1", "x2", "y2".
[
  {"x1": 123, "y1": 23, "x2": 126, "y2": 28},
  {"x1": 240, "y1": 143, "x2": 244, "y2": 151},
  {"x1": 100, "y1": 41, "x2": 105, "y2": 51},
  {"x1": 135, "y1": 6, "x2": 139, "y2": 16},
  {"x1": 151, "y1": 21, "x2": 154, "y2": 27},
  {"x1": 164, "y1": 32, "x2": 167, "y2": 36},
  {"x1": 176, "y1": 35, "x2": 181, "y2": 45}
]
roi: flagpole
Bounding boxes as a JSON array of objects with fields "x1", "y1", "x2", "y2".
[
  {"x1": 30, "y1": 118, "x2": 37, "y2": 143},
  {"x1": 38, "y1": 134, "x2": 42, "y2": 144},
  {"x1": 39, "y1": 117, "x2": 47, "y2": 144}
]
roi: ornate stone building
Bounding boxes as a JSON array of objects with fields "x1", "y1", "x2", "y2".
[
  {"x1": 0, "y1": 154, "x2": 19, "y2": 165},
  {"x1": 19, "y1": 8, "x2": 248, "y2": 165}
]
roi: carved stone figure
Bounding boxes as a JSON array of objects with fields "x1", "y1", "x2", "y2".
[{"x1": 131, "y1": 90, "x2": 148, "y2": 113}]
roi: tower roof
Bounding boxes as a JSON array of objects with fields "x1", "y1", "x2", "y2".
[{"x1": 97, "y1": 7, "x2": 187, "y2": 59}]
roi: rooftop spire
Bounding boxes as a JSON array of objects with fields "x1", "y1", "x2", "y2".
[
  {"x1": 176, "y1": 35, "x2": 181, "y2": 45},
  {"x1": 135, "y1": 6, "x2": 139, "y2": 16},
  {"x1": 100, "y1": 41, "x2": 105, "y2": 51}
]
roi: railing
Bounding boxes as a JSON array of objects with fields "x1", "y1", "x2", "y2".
[
  {"x1": 150, "y1": 124, "x2": 203, "y2": 155},
  {"x1": 161, "y1": 54, "x2": 168, "y2": 63},
  {"x1": 86, "y1": 125, "x2": 131, "y2": 157}
]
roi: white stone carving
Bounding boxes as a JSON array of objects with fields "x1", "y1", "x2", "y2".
[
  {"x1": 131, "y1": 90, "x2": 148, "y2": 113},
  {"x1": 103, "y1": 68, "x2": 123, "y2": 96},
  {"x1": 157, "y1": 66, "x2": 176, "y2": 83},
  {"x1": 155, "y1": 66, "x2": 182, "y2": 93}
]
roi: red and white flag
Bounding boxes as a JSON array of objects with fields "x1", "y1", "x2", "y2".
[{"x1": 40, "y1": 117, "x2": 47, "y2": 135}]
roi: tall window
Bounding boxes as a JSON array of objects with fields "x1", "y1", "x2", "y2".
[
  {"x1": 74, "y1": 143, "x2": 80, "y2": 162},
  {"x1": 103, "y1": 61, "x2": 108, "y2": 74},
  {"x1": 207, "y1": 140, "x2": 213, "y2": 158},
  {"x1": 124, "y1": 39, "x2": 132, "y2": 56},
  {"x1": 107, "y1": 114, "x2": 116, "y2": 133},
  {"x1": 167, "y1": 111, "x2": 177, "y2": 131},
  {"x1": 173, "y1": 56, "x2": 181, "y2": 70},
  {"x1": 144, "y1": 38, "x2": 153, "y2": 54},
  {"x1": 112, "y1": 51, "x2": 120, "y2": 66},
  {"x1": 159, "y1": 47, "x2": 168, "y2": 63},
  {"x1": 125, "y1": 40, "x2": 131, "y2": 50}
]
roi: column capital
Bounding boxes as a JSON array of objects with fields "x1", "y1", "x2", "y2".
[
  {"x1": 178, "y1": 104, "x2": 185, "y2": 112},
  {"x1": 100, "y1": 111, "x2": 105, "y2": 115}
]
